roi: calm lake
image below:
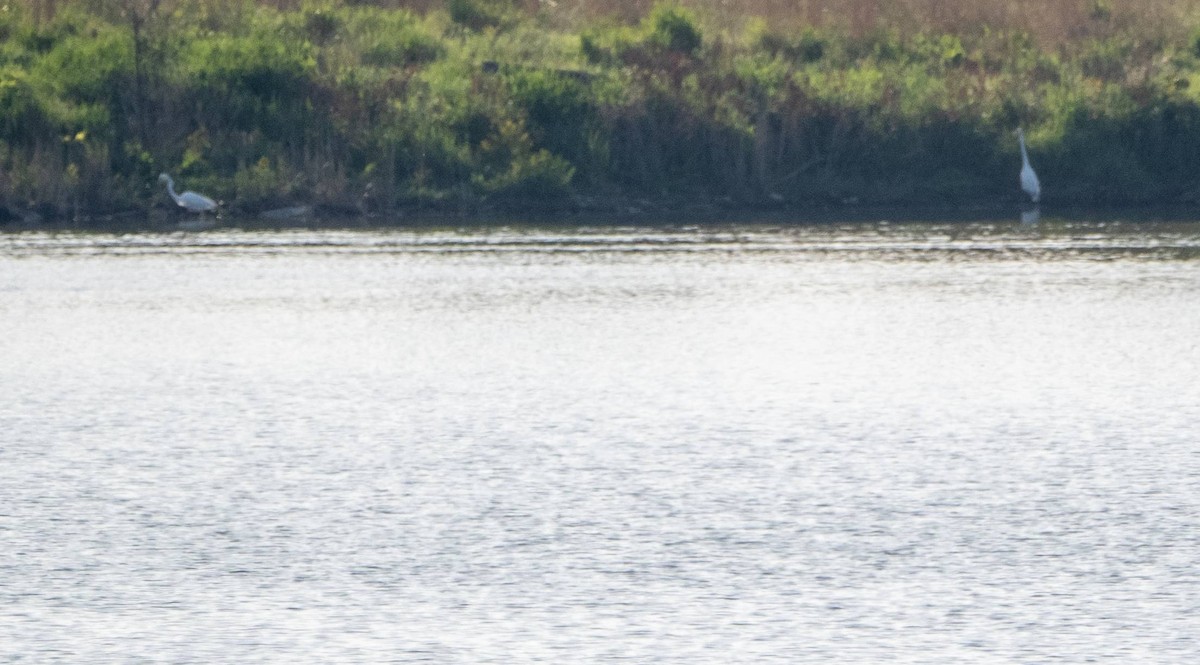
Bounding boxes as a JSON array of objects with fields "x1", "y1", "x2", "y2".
[{"x1": 3, "y1": 220, "x2": 1199, "y2": 662}]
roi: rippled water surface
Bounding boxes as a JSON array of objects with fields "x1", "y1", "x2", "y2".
[{"x1": 3, "y1": 221, "x2": 1200, "y2": 662}]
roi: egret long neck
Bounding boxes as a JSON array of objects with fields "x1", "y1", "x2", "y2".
[
  {"x1": 1018, "y1": 133, "x2": 1031, "y2": 166},
  {"x1": 164, "y1": 177, "x2": 181, "y2": 203}
]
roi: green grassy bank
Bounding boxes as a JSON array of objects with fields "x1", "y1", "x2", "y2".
[{"x1": 5, "y1": 0, "x2": 1200, "y2": 223}]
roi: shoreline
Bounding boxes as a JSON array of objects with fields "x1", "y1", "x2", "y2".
[{"x1": 5, "y1": 198, "x2": 1200, "y2": 233}]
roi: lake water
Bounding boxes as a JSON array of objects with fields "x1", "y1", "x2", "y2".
[{"x1": 3, "y1": 220, "x2": 1200, "y2": 662}]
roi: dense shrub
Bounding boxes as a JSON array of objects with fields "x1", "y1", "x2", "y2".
[
  {"x1": 646, "y1": 4, "x2": 702, "y2": 54},
  {"x1": 184, "y1": 31, "x2": 314, "y2": 99},
  {"x1": 343, "y1": 7, "x2": 444, "y2": 67},
  {"x1": 448, "y1": 0, "x2": 516, "y2": 31},
  {"x1": 753, "y1": 23, "x2": 827, "y2": 63},
  {"x1": 505, "y1": 69, "x2": 593, "y2": 164}
]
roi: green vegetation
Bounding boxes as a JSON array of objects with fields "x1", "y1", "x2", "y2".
[{"x1": 5, "y1": 0, "x2": 1200, "y2": 222}]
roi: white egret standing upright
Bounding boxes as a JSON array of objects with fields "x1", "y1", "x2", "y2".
[
  {"x1": 158, "y1": 173, "x2": 218, "y2": 214},
  {"x1": 1016, "y1": 128, "x2": 1040, "y2": 203}
]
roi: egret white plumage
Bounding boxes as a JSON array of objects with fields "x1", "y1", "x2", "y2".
[
  {"x1": 158, "y1": 173, "x2": 218, "y2": 214},
  {"x1": 1015, "y1": 128, "x2": 1040, "y2": 203}
]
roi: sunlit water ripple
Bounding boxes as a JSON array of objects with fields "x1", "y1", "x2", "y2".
[{"x1": 2, "y1": 221, "x2": 1199, "y2": 662}]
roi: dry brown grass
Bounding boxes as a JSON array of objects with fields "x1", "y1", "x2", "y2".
[
  {"x1": 339, "y1": 1, "x2": 1193, "y2": 45},
  {"x1": 17, "y1": 0, "x2": 1200, "y2": 44},
  {"x1": 548, "y1": 0, "x2": 1199, "y2": 43},
  {"x1": 277, "y1": 0, "x2": 1198, "y2": 44}
]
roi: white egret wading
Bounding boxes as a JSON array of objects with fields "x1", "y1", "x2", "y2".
[
  {"x1": 158, "y1": 173, "x2": 218, "y2": 214},
  {"x1": 1016, "y1": 128, "x2": 1040, "y2": 203}
]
